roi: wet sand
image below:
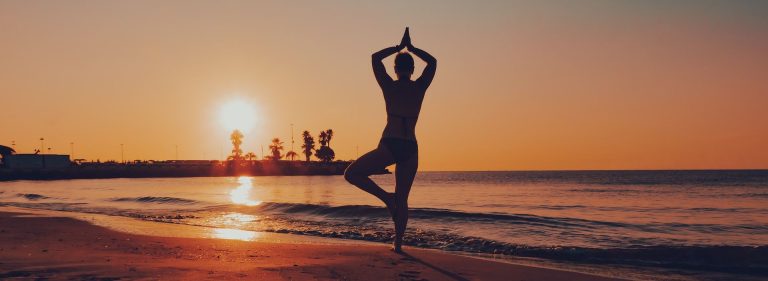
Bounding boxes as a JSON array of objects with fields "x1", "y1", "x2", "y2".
[{"x1": 0, "y1": 209, "x2": 622, "y2": 280}]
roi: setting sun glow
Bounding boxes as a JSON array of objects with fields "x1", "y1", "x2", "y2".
[{"x1": 218, "y1": 99, "x2": 257, "y2": 133}]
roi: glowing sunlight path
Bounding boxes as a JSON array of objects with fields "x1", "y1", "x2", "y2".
[{"x1": 229, "y1": 177, "x2": 261, "y2": 206}]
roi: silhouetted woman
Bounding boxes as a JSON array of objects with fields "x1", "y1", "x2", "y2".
[{"x1": 345, "y1": 28, "x2": 436, "y2": 253}]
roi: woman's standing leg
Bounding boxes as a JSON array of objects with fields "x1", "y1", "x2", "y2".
[{"x1": 393, "y1": 153, "x2": 418, "y2": 252}]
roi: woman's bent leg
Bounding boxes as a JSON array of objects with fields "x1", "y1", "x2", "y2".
[{"x1": 344, "y1": 146, "x2": 396, "y2": 218}]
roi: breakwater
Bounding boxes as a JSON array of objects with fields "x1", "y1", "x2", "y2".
[{"x1": 0, "y1": 160, "x2": 387, "y2": 181}]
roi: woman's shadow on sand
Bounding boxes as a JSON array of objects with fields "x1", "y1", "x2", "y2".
[{"x1": 397, "y1": 251, "x2": 470, "y2": 281}]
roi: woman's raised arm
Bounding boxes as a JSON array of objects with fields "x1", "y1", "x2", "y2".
[
  {"x1": 409, "y1": 45, "x2": 437, "y2": 89},
  {"x1": 372, "y1": 46, "x2": 402, "y2": 88}
]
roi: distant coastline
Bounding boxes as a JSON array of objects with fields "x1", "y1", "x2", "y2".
[{"x1": 0, "y1": 160, "x2": 389, "y2": 181}]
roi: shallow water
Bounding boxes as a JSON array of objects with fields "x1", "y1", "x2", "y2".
[{"x1": 1, "y1": 170, "x2": 767, "y2": 280}]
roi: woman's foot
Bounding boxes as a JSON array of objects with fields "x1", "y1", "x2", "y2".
[
  {"x1": 384, "y1": 193, "x2": 397, "y2": 222},
  {"x1": 391, "y1": 239, "x2": 403, "y2": 253}
]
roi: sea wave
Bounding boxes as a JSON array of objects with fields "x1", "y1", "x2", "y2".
[
  {"x1": 736, "y1": 193, "x2": 768, "y2": 198},
  {"x1": 568, "y1": 188, "x2": 640, "y2": 193},
  {"x1": 110, "y1": 196, "x2": 199, "y2": 205},
  {"x1": 16, "y1": 193, "x2": 50, "y2": 200},
  {"x1": 241, "y1": 202, "x2": 768, "y2": 233},
  {"x1": 249, "y1": 202, "x2": 599, "y2": 227}
]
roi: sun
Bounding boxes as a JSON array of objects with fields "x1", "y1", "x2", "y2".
[{"x1": 219, "y1": 99, "x2": 257, "y2": 133}]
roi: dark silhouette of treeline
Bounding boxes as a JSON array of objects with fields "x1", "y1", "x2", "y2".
[
  {"x1": 226, "y1": 129, "x2": 336, "y2": 162},
  {"x1": 0, "y1": 127, "x2": 385, "y2": 180},
  {"x1": 0, "y1": 127, "x2": 389, "y2": 181}
]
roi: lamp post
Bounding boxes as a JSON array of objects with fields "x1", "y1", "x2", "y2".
[
  {"x1": 39, "y1": 138, "x2": 44, "y2": 154},
  {"x1": 290, "y1": 123, "x2": 295, "y2": 161}
]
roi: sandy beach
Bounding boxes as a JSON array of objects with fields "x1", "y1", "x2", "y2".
[{"x1": 0, "y1": 208, "x2": 622, "y2": 281}]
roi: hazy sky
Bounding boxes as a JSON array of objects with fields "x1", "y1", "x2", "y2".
[{"x1": 2, "y1": 0, "x2": 767, "y2": 170}]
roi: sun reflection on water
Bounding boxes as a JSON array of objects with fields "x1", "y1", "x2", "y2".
[
  {"x1": 222, "y1": 213, "x2": 257, "y2": 226},
  {"x1": 229, "y1": 177, "x2": 261, "y2": 206},
  {"x1": 212, "y1": 228, "x2": 260, "y2": 241},
  {"x1": 214, "y1": 177, "x2": 263, "y2": 240}
]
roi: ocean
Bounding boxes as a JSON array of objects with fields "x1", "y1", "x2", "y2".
[{"x1": 1, "y1": 170, "x2": 767, "y2": 280}]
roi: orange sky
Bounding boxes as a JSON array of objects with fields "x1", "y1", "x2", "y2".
[{"x1": 1, "y1": 1, "x2": 767, "y2": 171}]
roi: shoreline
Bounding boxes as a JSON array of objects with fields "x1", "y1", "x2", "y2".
[{"x1": 0, "y1": 207, "x2": 623, "y2": 280}]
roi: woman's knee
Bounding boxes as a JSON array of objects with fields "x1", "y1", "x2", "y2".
[{"x1": 344, "y1": 166, "x2": 362, "y2": 184}]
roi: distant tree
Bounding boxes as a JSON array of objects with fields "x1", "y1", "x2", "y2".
[
  {"x1": 326, "y1": 129, "x2": 334, "y2": 148},
  {"x1": 266, "y1": 138, "x2": 284, "y2": 161},
  {"x1": 315, "y1": 130, "x2": 335, "y2": 162},
  {"x1": 0, "y1": 145, "x2": 14, "y2": 158},
  {"x1": 0, "y1": 145, "x2": 15, "y2": 166},
  {"x1": 301, "y1": 131, "x2": 315, "y2": 162},
  {"x1": 285, "y1": 151, "x2": 298, "y2": 161},
  {"x1": 229, "y1": 130, "x2": 244, "y2": 161},
  {"x1": 315, "y1": 146, "x2": 335, "y2": 162},
  {"x1": 318, "y1": 131, "x2": 328, "y2": 146},
  {"x1": 244, "y1": 152, "x2": 256, "y2": 161}
]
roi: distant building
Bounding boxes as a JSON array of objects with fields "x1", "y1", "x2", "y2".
[{"x1": 3, "y1": 154, "x2": 71, "y2": 169}]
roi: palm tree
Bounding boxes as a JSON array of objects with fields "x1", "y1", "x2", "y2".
[
  {"x1": 315, "y1": 130, "x2": 335, "y2": 162},
  {"x1": 315, "y1": 145, "x2": 336, "y2": 162},
  {"x1": 318, "y1": 131, "x2": 328, "y2": 147},
  {"x1": 267, "y1": 138, "x2": 284, "y2": 160},
  {"x1": 315, "y1": 146, "x2": 335, "y2": 162},
  {"x1": 326, "y1": 129, "x2": 334, "y2": 148},
  {"x1": 229, "y1": 130, "x2": 244, "y2": 161},
  {"x1": 285, "y1": 151, "x2": 298, "y2": 161},
  {"x1": 301, "y1": 131, "x2": 315, "y2": 162},
  {"x1": 244, "y1": 152, "x2": 256, "y2": 161}
]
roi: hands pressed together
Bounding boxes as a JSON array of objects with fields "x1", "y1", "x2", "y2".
[
  {"x1": 397, "y1": 27, "x2": 413, "y2": 51},
  {"x1": 372, "y1": 26, "x2": 436, "y2": 84}
]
